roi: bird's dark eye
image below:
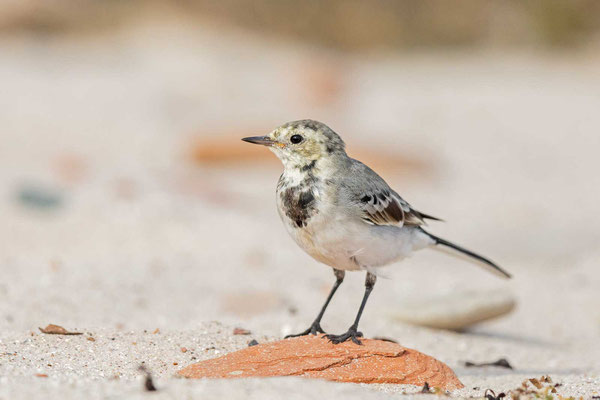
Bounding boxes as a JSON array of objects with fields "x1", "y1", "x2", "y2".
[{"x1": 290, "y1": 134, "x2": 303, "y2": 144}]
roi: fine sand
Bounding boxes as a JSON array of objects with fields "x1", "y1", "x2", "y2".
[{"x1": 1, "y1": 22, "x2": 599, "y2": 399}]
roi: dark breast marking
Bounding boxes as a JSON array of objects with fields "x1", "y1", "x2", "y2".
[
  {"x1": 300, "y1": 160, "x2": 317, "y2": 172},
  {"x1": 281, "y1": 186, "x2": 318, "y2": 228}
]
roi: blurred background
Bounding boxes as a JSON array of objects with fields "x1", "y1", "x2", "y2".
[{"x1": 1, "y1": 0, "x2": 600, "y2": 373}]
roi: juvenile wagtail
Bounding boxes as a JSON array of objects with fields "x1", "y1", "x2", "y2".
[{"x1": 243, "y1": 120, "x2": 510, "y2": 345}]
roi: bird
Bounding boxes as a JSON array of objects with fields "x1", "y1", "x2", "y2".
[{"x1": 242, "y1": 119, "x2": 511, "y2": 345}]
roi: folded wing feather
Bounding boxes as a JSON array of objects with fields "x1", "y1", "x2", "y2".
[{"x1": 359, "y1": 190, "x2": 427, "y2": 227}]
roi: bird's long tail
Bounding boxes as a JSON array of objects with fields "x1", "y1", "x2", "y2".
[{"x1": 420, "y1": 228, "x2": 511, "y2": 279}]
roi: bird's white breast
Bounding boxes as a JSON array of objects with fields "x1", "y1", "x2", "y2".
[{"x1": 277, "y1": 171, "x2": 432, "y2": 272}]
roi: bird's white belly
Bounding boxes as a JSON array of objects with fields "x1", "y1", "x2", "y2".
[{"x1": 283, "y1": 209, "x2": 433, "y2": 272}]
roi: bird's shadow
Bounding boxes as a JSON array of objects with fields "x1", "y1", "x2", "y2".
[
  {"x1": 460, "y1": 328, "x2": 559, "y2": 348},
  {"x1": 455, "y1": 366, "x2": 587, "y2": 377}
]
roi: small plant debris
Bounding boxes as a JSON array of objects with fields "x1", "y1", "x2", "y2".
[
  {"x1": 35, "y1": 373, "x2": 48, "y2": 378},
  {"x1": 486, "y1": 376, "x2": 572, "y2": 400},
  {"x1": 247, "y1": 339, "x2": 259, "y2": 347},
  {"x1": 529, "y1": 378, "x2": 543, "y2": 389},
  {"x1": 464, "y1": 358, "x2": 512, "y2": 369},
  {"x1": 233, "y1": 327, "x2": 251, "y2": 335},
  {"x1": 39, "y1": 324, "x2": 83, "y2": 335},
  {"x1": 138, "y1": 365, "x2": 157, "y2": 392},
  {"x1": 421, "y1": 382, "x2": 431, "y2": 393}
]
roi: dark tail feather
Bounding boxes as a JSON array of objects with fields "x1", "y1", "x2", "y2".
[
  {"x1": 422, "y1": 229, "x2": 511, "y2": 279},
  {"x1": 417, "y1": 211, "x2": 444, "y2": 222}
]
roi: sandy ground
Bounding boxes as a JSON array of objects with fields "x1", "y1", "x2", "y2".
[{"x1": 1, "y1": 22, "x2": 600, "y2": 399}]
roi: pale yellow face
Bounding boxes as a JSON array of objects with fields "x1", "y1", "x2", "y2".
[
  {"x1": 242, "y1": 119, "x2": 346, "y2": 169},
  {"x1": 268, "y1": 124, "x2": 326, "y2": 163}
]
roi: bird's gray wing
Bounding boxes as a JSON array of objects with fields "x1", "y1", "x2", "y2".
[{"x1": 339, "y1": 159, "x2": 436, "y2": 227}]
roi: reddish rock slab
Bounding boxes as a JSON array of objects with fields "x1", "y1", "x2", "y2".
[{"x1": 178, "y1": 335, "x2": 463, "y2": 390}]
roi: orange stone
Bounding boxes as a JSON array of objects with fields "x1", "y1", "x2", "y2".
[{"x1": 178, "y1": 335, "x2": 463, "y2": 390}]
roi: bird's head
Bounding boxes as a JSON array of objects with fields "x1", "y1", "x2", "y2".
[{"x1": 242, "y1": 120, "x2": 346, "y2": 170}]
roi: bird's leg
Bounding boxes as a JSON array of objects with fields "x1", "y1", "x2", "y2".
[
  {"x1": 325, "y1": 272, "x2": 377, "y2": 345},
  {"x1": 285, "y1": 269, "x2": 345, "y2": 338}
]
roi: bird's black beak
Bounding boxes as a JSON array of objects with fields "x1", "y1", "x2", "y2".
[{"x1": 241, "y1": 136, "x2": 275, "y2": 146}]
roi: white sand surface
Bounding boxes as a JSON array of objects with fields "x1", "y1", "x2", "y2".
[{"x1": 1, "y1": 22, "x2": 599, "y2": 399}]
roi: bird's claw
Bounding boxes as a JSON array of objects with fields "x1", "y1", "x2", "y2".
[
  {"x1": 324, "y1": 328, "x2": 363, "y2": 345},
  {"x1": 285, "y1": 322, "x2": 325, "y2": 338}
]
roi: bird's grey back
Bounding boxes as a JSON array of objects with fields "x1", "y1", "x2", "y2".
[{"x1": 330, "y1": 158, "x2": 393, "y2": 205}]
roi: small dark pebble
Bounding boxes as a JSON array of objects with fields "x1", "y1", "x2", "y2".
[
  {"x1": 17, "y1": 185, "x2": 63, "y2": 210},
  {"x1": 247, "y1": 339, "x2": 259, "y2": 347},
  {"x1": 464, "y1": 358, "x2": 513, "y2": 369},
  {"x1": 144, "y1": 376, "x2": 157, "y2": 391},
  {"x1": 421, "y1": 382, "x2": 431, "y2": 393},
  {"x1": 484, "y1": 389, "x2": 505, "y2": 400},
  {"x1": 138, "y1": 365, "x2": 157, "y2": 392}
]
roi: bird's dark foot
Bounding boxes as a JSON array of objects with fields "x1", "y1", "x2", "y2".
[
  {"x1": 324, "y1": 327, "x2": 363, "y2": 345},
  {"x1": 285, "y1": 322, "x2": 325, "y2": 338}
]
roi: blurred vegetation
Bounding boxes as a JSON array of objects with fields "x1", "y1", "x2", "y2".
[{"x1": 1, "y1": 0, "x2": 599, "y2": 50}]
